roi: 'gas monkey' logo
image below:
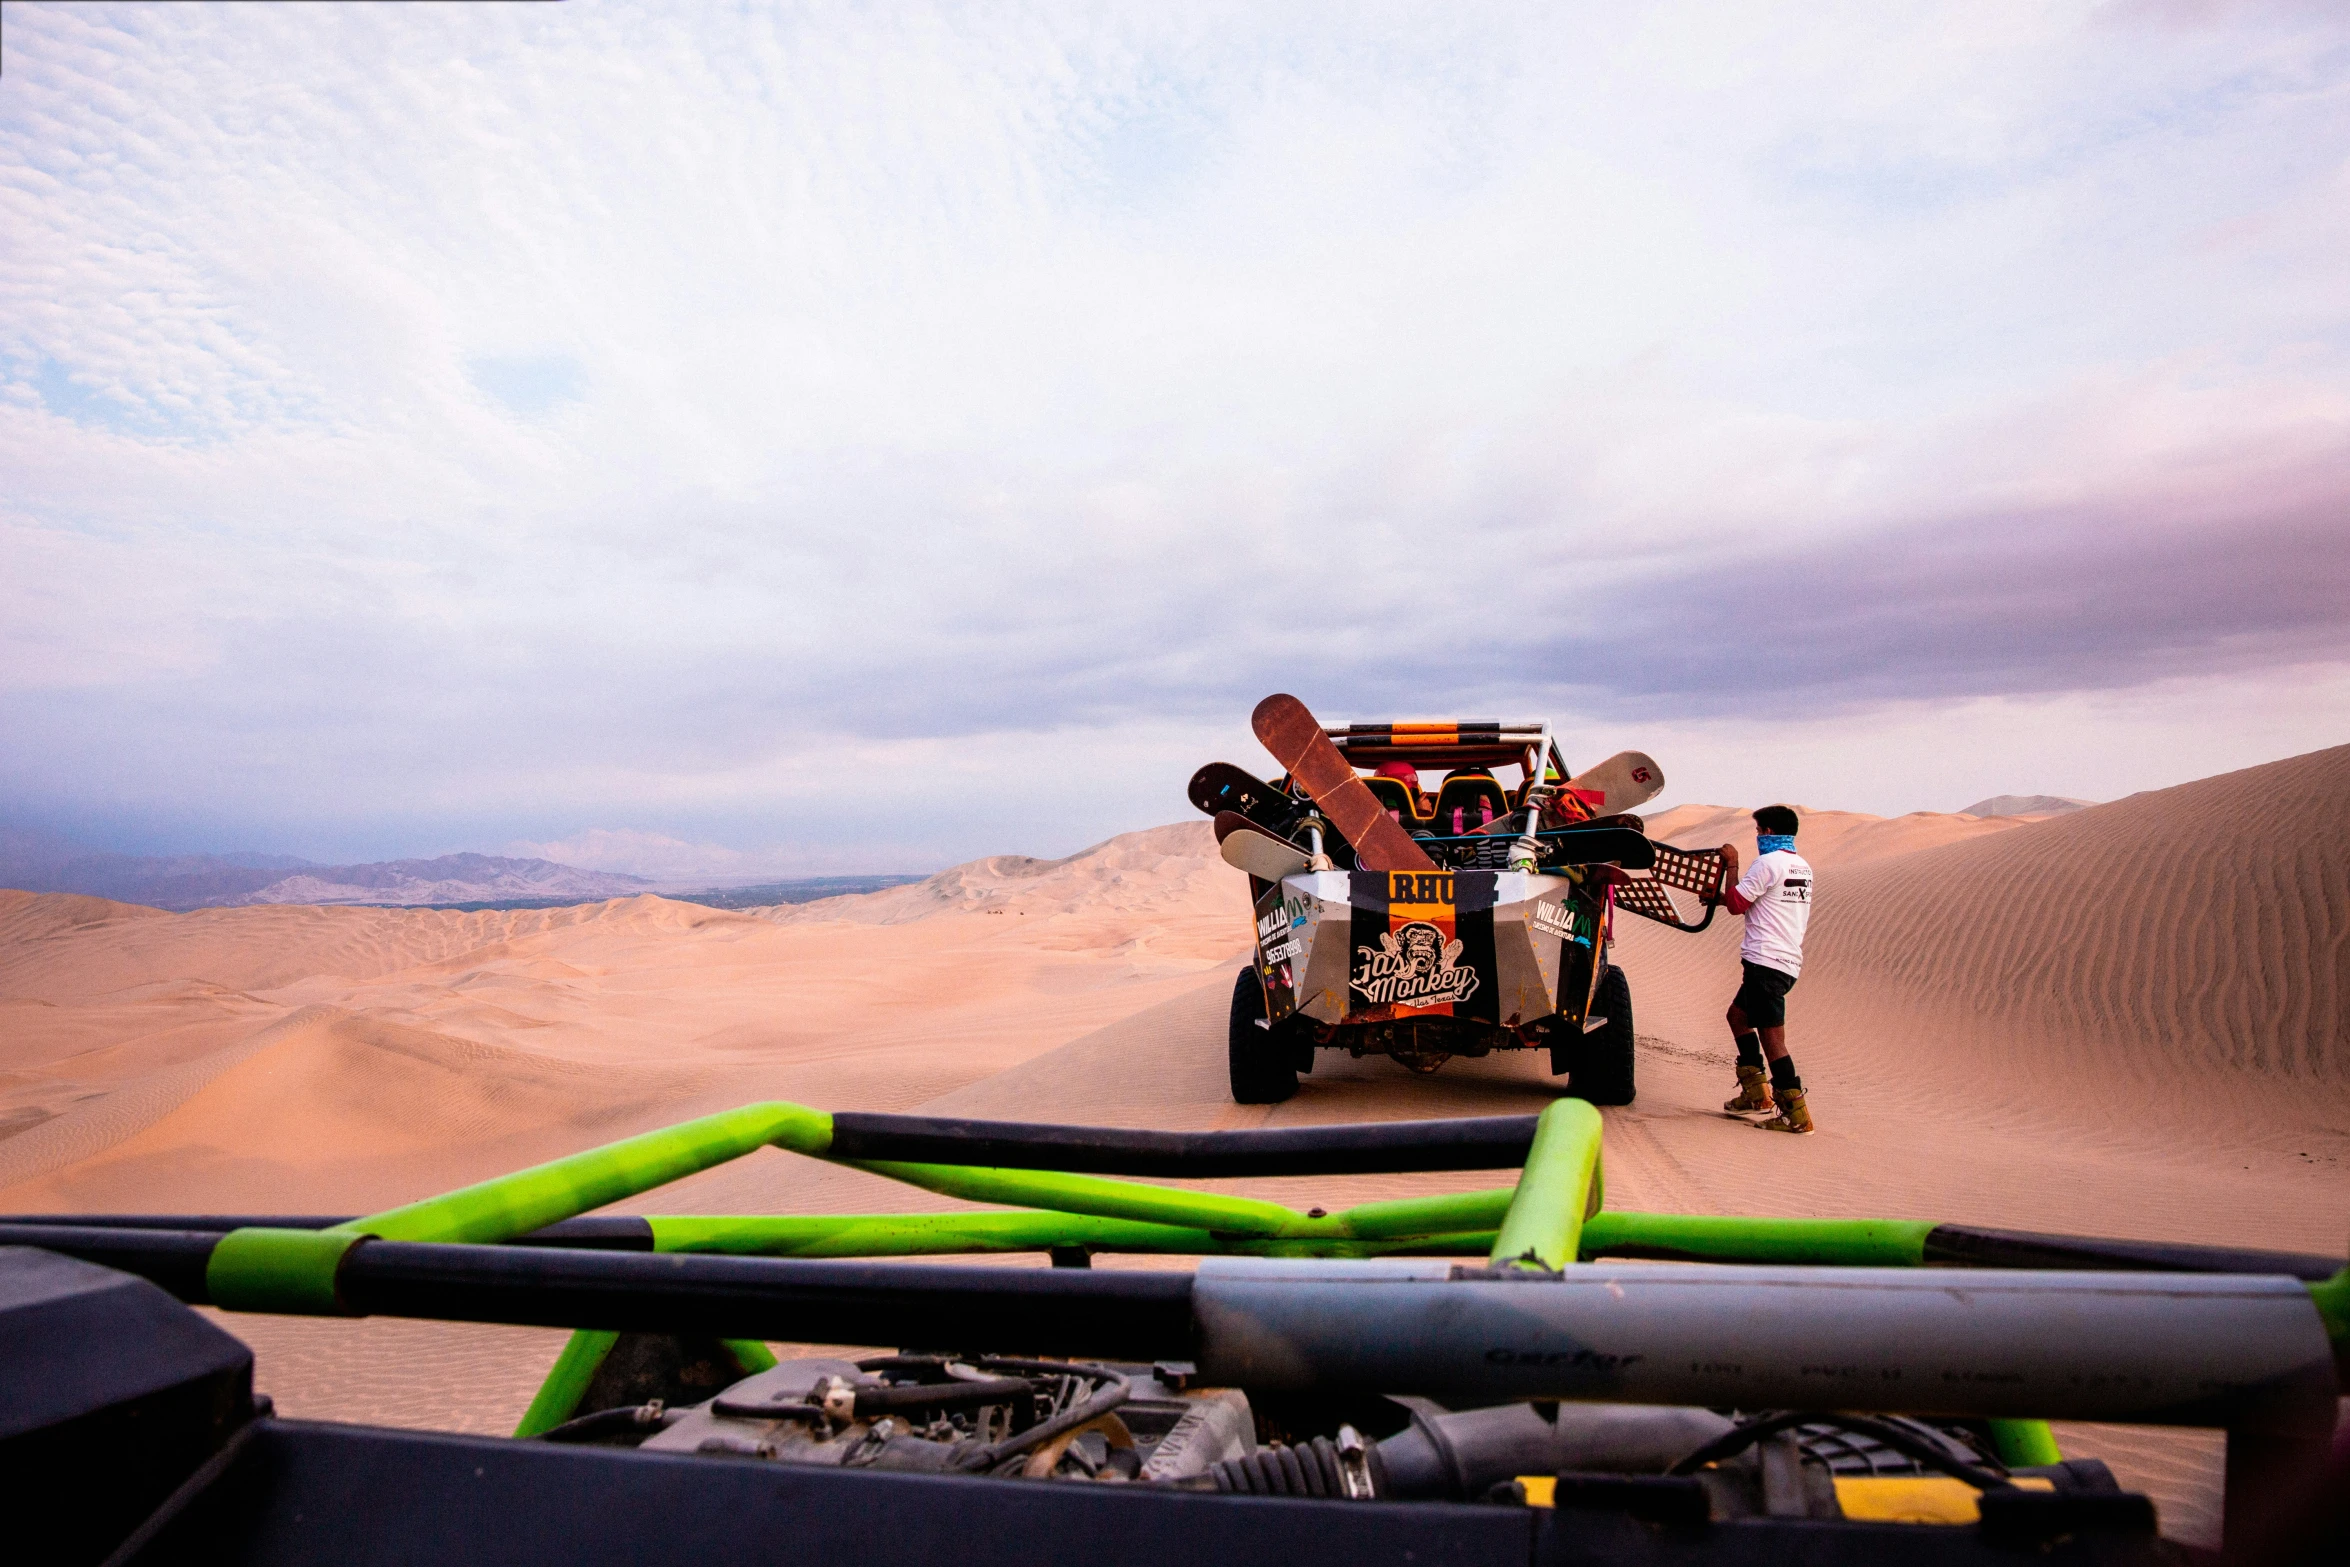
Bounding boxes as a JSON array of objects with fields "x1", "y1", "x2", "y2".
[{"x1": 1351, "y1": 921, "x2": 1480, "y2": 1007}]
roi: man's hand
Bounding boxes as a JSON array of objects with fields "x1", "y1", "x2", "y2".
[{"x1": 1716, "y1": 843, "x2": 1754, "y2": 914}]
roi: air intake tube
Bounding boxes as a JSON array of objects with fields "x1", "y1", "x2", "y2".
[
  {"x1": 1213, "y1": 1402, "x2": 1735, "y2": 1502},
  {"x1": 1375, "y1": 1401, "x2": 1735, "y2": 1501}
]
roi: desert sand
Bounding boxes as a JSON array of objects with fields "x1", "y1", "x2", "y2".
[{"x1": 5, "y1": 749, "x2": 2348, "y2": 1547}]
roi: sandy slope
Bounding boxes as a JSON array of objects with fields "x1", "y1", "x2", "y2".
[
  {"x1": 4, "y1": 757, "x2": 2346, "y2": 1547},
  {"x1": 0, "y1": 823, "x2": 1234, "y2": 1210},
  {"x1": 1642, "y1": 802, "x2": 2044, "y2": 868}
]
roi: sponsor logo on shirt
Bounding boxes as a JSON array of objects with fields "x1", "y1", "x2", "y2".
[{"x1": 1781, "y1": 876, "x2": 1811, "y2": 903}]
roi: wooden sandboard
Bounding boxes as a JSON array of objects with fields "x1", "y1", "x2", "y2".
[{"x1": 1250, "y1": 694, "x2": 1436, "y2": 874}]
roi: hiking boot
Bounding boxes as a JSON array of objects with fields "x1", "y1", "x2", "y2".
[
  {"x1": 1757, "y1": 1087, "x2": 1814, "y2": 1134},
  {"x1": 1723, "y1": 1064, "x2": 1774, "y2": 1114}
]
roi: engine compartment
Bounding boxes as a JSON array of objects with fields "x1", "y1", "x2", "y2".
[{"x1": 536, "y1": 1345, "x2": 2130, "y2": 1521}]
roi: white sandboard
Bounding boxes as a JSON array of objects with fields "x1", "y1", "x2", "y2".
[
  {"x1": 1216, "y1": 816, "x2": 1312, "y2": 882},
  {"x1": 1561, "y1": 750, "x2": 1664, "y2": 814}
]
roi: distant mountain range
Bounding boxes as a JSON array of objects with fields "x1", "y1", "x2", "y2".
[
  {"x1": 1959, "y1": 794, "x2": 2096, "y2": 818},
  {"x1": 0, "y1": 830, "x2": 650, "y2": 911}
]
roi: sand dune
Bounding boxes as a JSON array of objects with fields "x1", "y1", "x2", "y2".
[
  {"x1": 1629, "y1": 746, "x2": 2350, "y2": 1134},
  {"x1": 4, "y1": 749, "x2": 2347, "y2": 1547},
  {"x1": 0, "y1": 832, "x2": 1237, "y2": 1210},
  {"x1": 1642, "y1": 801, "x2": 2041, "y2": 867}
]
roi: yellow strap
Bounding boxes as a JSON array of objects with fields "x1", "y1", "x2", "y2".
[
  {"x1": 1832, "y1": 1475, "x2": 2055, "y2": 1524},
  {"x1": 1515, "y1": 1473, "x2": 2054, "y2": 1522}
]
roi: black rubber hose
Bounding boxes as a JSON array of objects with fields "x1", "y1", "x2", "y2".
[
  {"x1": 1375, "y1": 1402, "x2": 1734, "y2": 1500},
  {"x1": 706, "y1": 1397, "x2": 827, "y2": 1422},
  {"x1": 1210, "y1": 1436, "x2": 1373, "y2": 1498},
  {"x1": 950, "y1": 1366, "x2": 1131, "y2": 1472},
  {"x1": 1667, "y1": 1412, "x2": 2013, "y2": 1491},
  {"x1": 530, "y1": 1403, "x2": 684, "y2": 1444},
  {"x1": 867, "y1": 1376, "x2": 1034, "y2": 1413}
]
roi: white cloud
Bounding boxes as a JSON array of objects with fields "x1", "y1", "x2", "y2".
[{"x1": 1, "y1": 2, "x2": 2346, "y2": 862}]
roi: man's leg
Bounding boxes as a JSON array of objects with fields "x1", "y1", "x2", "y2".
[
  {"x1": 1724, "y1": 998, "x2": 1774, "y2": 1113},
  {"x1": 1756, "y1": 1023, "x2": 1815, "y2": 1134}
]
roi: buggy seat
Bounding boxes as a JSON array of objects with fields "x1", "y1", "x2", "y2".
[
  {"x1": 1361, "y1": 774, "x2": 1426, "y2": 826},
  {"x1": 1431, "y1": 770, "x2": 1507, "y2": 837}
]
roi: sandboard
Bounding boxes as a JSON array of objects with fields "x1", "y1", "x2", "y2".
[
  {"x1": 1455, "y1": 819, "x2": 1655, "y2": 870},
  {"x1": 1215, "y1": 813, "x2": 1312, "y2": 882},
  {"x1": 1250, "y1": 695, "x2": 1437, "y2": 874},
  {"x1": 1543, "y1": 826, "x2": 1656, "y2": 869},
  {"x1": 1558, "y1": 751, "x2": 1664, "y2": 816},
  {"x1": 1187, "y1": 762, "x2": 1292, "y2": 833}
]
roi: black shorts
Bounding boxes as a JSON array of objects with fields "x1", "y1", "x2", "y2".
[{"x1": 1733, "y1": 961, "x2": 1797, "y2": 1028}]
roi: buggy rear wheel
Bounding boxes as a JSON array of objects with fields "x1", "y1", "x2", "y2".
[
  {"x1": 1228, "y1": 968, "x2": 1300, "y2": 1104},
  {"x1": 1553, "y1": 964, "x2": 1636, "y2": 1106}
]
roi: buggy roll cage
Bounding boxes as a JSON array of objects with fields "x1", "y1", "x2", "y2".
[
  {"x1": 5, "y1": 1098, "x2": 2343, "y2": 1456},
  {"x1": 1318, "y1": 722, "x2": 1567, "y2": 791}
]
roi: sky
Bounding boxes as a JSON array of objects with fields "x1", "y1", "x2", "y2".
[{"x1": 3, "y1": 1, "x2": 2347, "y2": 879}]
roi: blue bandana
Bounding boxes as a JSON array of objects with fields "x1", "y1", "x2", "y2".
[{"x1": 1756, "y1": 834, "x2": 1796, "y2": 856}]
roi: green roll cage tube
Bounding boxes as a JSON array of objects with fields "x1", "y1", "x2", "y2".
[{"x1": 184, "y1": 1097, "x2": 2346, "y2": 1468}]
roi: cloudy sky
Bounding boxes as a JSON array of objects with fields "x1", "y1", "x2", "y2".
[{"x1": 4, "y1": 1, "x2": 2346, "y2": 877}]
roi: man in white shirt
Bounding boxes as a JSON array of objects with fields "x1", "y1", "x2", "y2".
[{"x1": 1713, "y1": 805, "x2": 1816, "y2": 1133}]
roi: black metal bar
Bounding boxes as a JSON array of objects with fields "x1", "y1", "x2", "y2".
[
  {"x1": 0, "y1": 1214, "x2": 657, "y2": 1250},
  {"x1": 1, "y1": 1215, "x2": 353, "y2": 1231},
  {"x1": 825, "y1": 1112, "x2": 1543, "y2": 1176},
  {"x1": 17, "y1": 1210, "x2": 2333, "y2": 1287},
  {"x1": 0, "y1": 1229, "x2": 1198, "y2": 1355},
  {"x1": 337, "y1": 1243, "x2": 1197, "y2": 1360},
  {"x1": 0, "y1": 1225, "x2": 223, "y2": 1302},
  {"x1": 1922, "y1": 1224, "x2": 2341, "y2": 1281}
]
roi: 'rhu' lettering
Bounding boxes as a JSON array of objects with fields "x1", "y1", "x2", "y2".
[{"x1": 1391, "y1": 872, "x2": 1454, "y2": 904}]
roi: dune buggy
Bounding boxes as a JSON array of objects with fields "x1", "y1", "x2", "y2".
[{"x1": 1192, "y1": 709, "x2": 1729, "y2": 1106}]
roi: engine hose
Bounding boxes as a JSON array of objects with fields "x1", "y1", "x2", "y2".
[
  {"x1": 1211, "y1": 1435, "x2": 1386, "y2": 1500},
  {"x1": 855, "y1": 1376, "x2": 1036, "y2": 1415},
  {"x1": 530, "y1": 1402, "x2": 684, "y2": 1444},
  {"x1": 1668, "y1": 1412, "x2": 2014, "y2": 1491},
  {"x1": 951, "y1": 1365, "x2": 1132, "y2": 1472}
]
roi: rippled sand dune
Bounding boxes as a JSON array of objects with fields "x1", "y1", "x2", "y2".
[{"x1": 4, "y1": 754, "x2": 2346, "y2": 1548}]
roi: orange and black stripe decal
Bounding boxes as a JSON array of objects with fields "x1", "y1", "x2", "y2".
[{"x1": 1337, "y1": 723, "x2": 1505, "y2": 749}]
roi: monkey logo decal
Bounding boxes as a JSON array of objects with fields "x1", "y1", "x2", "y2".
[{"x1": 1351, "y1": 920, "x2": 1480, "y2": 1007}]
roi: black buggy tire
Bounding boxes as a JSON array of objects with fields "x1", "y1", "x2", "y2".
[
  {"x1": 1554, "y1": 964, "x2": 1637, "y2": 1107},
  {"x1": 1228, "y1": 968, "x2": 1300, "y2": 1105}
]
